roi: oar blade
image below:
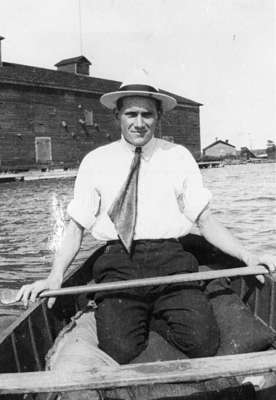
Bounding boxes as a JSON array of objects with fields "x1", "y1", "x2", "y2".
[{"x1": 0, "y1": 289, "x2": 19, "y2": 305}]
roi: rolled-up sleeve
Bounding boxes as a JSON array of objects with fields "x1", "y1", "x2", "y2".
[
  {"x1": 181, "y1": 151, "x2": 212, "y2": 223},
  {"x1": 67, "y1": 155, "x2": 100, "y2": 230}
]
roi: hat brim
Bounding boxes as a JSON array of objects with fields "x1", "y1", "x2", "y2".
[{"x1": 100, "y1": 90, "x2": 177, "y2": 112}]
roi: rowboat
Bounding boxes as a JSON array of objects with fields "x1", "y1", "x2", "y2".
[{"x1": 1, "y1": 234, "x2": 276, "y2": 399}]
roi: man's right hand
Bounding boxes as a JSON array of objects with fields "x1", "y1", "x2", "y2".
[
  {"x1": 15, "y1": 219, "x2": 84, "y2": 309},
  {"x1": 15, "y1": 275, "x2": 63, "y2": 308}
]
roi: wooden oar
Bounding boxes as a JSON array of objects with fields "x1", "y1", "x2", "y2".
[{"x1": 0, "y1": 265, "x2": 269, "y2": 305}]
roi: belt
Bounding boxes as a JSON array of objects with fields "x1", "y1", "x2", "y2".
[{"x1": 106, "y1": 238, "x2": 179, "y2": 246}]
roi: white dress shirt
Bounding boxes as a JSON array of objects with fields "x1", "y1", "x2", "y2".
[{"x1": 67, "y1": 136, "x2": 212, "y2": 241}]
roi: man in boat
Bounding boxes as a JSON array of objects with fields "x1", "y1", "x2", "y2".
[{"x1": 16, "y1": 70, "x2": 276, "y2": 366}]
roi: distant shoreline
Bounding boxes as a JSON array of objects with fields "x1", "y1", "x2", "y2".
[{"x1": 0, "y1": 159, "x2": 275, "y2": 184}]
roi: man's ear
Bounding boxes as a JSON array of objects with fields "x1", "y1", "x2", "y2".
[
  {"x1": 114, "y1": 108, "x2": 120, "y2": 120},
  {"x1": 114, "y1": 109, "x2": 121, "y2": 128}
]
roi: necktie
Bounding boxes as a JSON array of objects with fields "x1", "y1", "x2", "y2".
[{"x1": 108, "y1": 147, "x2": 142, "y2": 253}]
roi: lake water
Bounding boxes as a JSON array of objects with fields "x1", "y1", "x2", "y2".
[{"x1": 0, "y1": 163, "x2": 275, "y2": 318}]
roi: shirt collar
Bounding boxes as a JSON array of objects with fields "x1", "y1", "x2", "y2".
[{"x1": 120, "y1": 136, "x2": 157, "y2": 161}]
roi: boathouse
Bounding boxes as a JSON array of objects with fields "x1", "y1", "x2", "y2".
[
  {"x1": 203, "y1": 139, "x2": 237, "y2": 159},
  {"x1": 0, "y1": 55, "x2": 202, "y2": 171}
]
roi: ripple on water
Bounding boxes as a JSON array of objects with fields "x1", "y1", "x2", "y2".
[{"x1": 0, "y1": 164, "x2": 275, "y2": 317}]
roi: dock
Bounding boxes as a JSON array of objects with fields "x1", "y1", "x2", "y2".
[
  {"x1": 0, "y1": 169, "x2": 77, "y2": 184},
  {"x1": 0, "y1": 161, "x2": 225, "y2": 184},
  {"x1": 0, "y1": 174, "x2": 24, "y2": 183}
]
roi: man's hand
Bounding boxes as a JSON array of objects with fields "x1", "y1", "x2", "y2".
[
  {"x1": 15, "y1": 219, "x2": 84, "y2": 309},
  {"x1": 15, "y1": 275, "x2": 63, "y2": 308},
  {"x1": 241, "y1": 251, "x2": 276, "y2": 284}
]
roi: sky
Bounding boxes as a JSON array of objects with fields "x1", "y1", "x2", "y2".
[{"x1": 0, "y1": 0, "x2": 275, "y2": 149}]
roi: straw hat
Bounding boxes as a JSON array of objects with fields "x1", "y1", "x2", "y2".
[{"x1": 100, "y1": 69, "x2": 177, "y2": 112}]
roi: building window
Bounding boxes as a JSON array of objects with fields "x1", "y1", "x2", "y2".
[{"x1": 84, "y1": 110, "x2": 94, "y2": 126}]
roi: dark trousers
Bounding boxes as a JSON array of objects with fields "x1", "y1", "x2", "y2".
[{"x1": 93, "y1": 239, "x2": 220, "y2": 364}]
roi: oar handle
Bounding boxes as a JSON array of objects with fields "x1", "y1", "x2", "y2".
[
  {"x1": 0, "y1": 265, "x2": 269, "y2": 305},
  {"x1": 39, "y1": 265, "x2": 268, "y2": 298}
]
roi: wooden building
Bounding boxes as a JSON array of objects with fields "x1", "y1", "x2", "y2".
[
  {"x1": 0, "y1": 56, "x2": 202, "y2": 170},
  {"x1": 203, "y1": 140, "x2": 237, "y2": 159}
]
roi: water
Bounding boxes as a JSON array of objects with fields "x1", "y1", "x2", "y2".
[
  {"x1": 203, "y1": 163, "x2": 276, "y2": 252},
  {"x1": 0, "y1": 163, "x2": 275, "y2": 318},
  {"x1": 0, "y1": 178, "x2": 95, "y2": 317}
]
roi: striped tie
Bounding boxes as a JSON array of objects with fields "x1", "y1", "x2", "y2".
[{"x1": 108, "y1": 147, "x2": 142, "y2": 253}]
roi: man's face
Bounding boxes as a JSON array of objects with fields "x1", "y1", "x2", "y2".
[{"x1": 117, "y1": 96, "x2": 160, "y2": 147}]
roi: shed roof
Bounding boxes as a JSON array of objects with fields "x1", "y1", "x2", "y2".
[
  {"x1": 55, "y1": 56, "x2": 91, "y2": 67},
  {"x1": 0, "y1": 62, "x2": 202, "y2": 107},
  {"x1": 203, "y1": 140, "x2": 236, "y2": 151}
]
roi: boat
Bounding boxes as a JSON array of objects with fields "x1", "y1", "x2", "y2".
[{"x1": 0, "y1": 234, "x2": 276, "y2": 399}]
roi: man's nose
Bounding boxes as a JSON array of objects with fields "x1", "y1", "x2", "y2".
[{"x1": 134, "y1": 114, "x2": 144, "y2": 128}]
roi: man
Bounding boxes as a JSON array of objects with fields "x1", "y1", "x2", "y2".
[{"x1": 17, "y1": 71, "x2": 276, "y2": 365}]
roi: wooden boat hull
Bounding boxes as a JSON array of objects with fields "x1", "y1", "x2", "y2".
[{"x1": 0, "y1": 235, "x2": 276, "y2": 399}]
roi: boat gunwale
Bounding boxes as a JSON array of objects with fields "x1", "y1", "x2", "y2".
[{"x1": 1, "y1": 350, "x2": 276, "y2": 394}]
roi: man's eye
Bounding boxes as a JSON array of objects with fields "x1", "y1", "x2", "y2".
[
  {"x1": 125, "y1": 113, "x2": 137, "y2": 118},
  {"x1": 143, "y1": 113, "x2": 153, "y2": 118}
]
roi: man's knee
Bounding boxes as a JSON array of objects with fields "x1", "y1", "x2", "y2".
[
  {"x1": 170, "y1": 319, "x2": 220, "y2": 358},
  {"x1": 186, "y1": 325, "x2": 220, "y2": 358},
  {"x1": 98, "y1": 335, "x2": 145, "y2": 364}
]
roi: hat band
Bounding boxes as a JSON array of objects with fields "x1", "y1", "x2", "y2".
[{"x1": 120, "y1": 84, "x2": 158, "y2": 93}]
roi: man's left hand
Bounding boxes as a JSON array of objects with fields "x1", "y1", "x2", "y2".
[{"x1": 242, "y1": 252, "x2": 276, "y2": 284}]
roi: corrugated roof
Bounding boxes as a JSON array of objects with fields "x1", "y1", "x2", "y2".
[
  {"x1": 55, "y1": 56, "x2": 91, "y2": 67},
  {"x1": 0, "y1": 62, "x2": 201, "y2": 106},
  {"x1": 0, "y1": 62, "x2": 202, "y2": 106}
]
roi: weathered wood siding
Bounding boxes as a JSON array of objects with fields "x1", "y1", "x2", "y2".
[
  {"x1": 0, "y1": 84, "x2": 120, "y2": 167},
  {"x1": 161, "y1": 105, "x2": 201, "y2": 159},
  {"x1": 0, "y1": 84, "x2": 201, "y2": 168}
]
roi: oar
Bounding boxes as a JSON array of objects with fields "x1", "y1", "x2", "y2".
[{"x1": 0, "y1": 265, "x2": 269, "y2": 305}]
